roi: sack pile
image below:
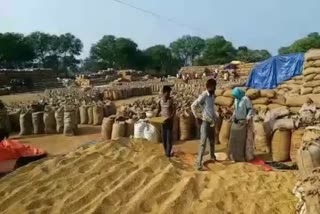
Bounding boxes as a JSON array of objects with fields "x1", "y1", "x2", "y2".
[
  {"x1": 302, "y1": 49, "x2": 320, "y2": 95},
  {"x1": 237, "y1": 63, "x2": 256, "y2": 77},
  {"x1": 297, "y1": 126, "x2": 320, "y2": 179},
  {"x1": 294, "y1": 167, "x2": 320, "y2": 214},
  {"x1": 103, "y1": 86, "x2": 152, "y2": 101}
]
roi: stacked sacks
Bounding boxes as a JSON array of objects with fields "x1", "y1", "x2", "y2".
[
  {"x1": 302, "y1": 49, "x2": 320, "y2": 95},
  {"x1": 297, "y1": 126, "x2": 320, "y2": 179},
  {"x1": 215, "y1": 89, "x2": 234, "y2": 107},
  {"x1": 294, "y1": 167, "x2": 320, "y2": 214}
]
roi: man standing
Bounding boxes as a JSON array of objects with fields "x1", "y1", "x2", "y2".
[
  {"x1": 191, "y1": 79, "x2": 217, "y2": 170},
  {"x1": 157, "y1": 86, "x2": 176, "y2": 158}
]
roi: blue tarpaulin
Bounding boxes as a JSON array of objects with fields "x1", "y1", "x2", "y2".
[{"x1": 246, "y1": 53, "x2": 304, "y2": 89}]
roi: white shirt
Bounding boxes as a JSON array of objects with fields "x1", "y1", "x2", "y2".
[{"x1": 191, "y1": 91, "x2": 217, "y2": 123}]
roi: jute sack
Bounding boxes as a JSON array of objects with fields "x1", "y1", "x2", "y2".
[
  {"x1": 9, "y1": 110, "x2": 20, "y2": 132},
  {"x1": 270, "y1": 95, "x2": 286, "y2": 105},
  {"x1": 215, "y1": 89, "x2": 224, "y2": 96},
  {"x1": 219, "y1": 119, "x2": 232, "y2": 146},
  {"x1": 308, "y1": 94, "x2": 320, "y2": 108},
  {"x1": 79, "y1": 105, "x2": 88, "y2": 124},
  {"x1": 125, "y1": 118, "x2": 135, "y2": 137},
  {"x1": 312, "y1": 86, "x2": 320, "y2": 94},
  {"x1": 304, "y1": 59, "x2": 320, "y2": 68},
  {"x1": 32, "y1": 112, "x2": 44, "y2": 134},
  {"x1": 43, "y1": 106, "x2": 56, "y2": 134},
  {"x1": 19, "y1": 111, "x2": 32, "y2": 135},
  {"x1": 55, "y1": 107, "x2": 64, "y2": 133},
  {"x1": 303, "y1": 73, "x2": 317, "y2": 82},
  {"x1": 268, "y1": 104, "x2": 285, "y2": 109},
  {"x1": 272, "y1": 129, "x2": 291, "y2": 162},
  {"x1": 253, "y1": 121, "x2": 270, "y2": 153},
  {"x1": 314, "y1": 74, "x2": 320, "y2": 80},
  {"x1": 297, "y1": 138, "x2": 320, "y2": 179},
  {"x1": 303, "y1": 126, "x2": 320, "y2": 142},
  {"x1": 305, "y1": 49, "x2": 320, "y2": 61},
  {"x1": 286, "y1": 95, "x2": 309, "y2": 107},
  {"x1": 253, "y1": 104, "x2": 268, "y2": 112},
  {"x1": 245, "y1": 89, "x2": 260, "y2": 99},
  {"x1": 303, "y1": 168, "x2": 320, "y2": 213},
  {"x1": 260, "y1": 90, "x2": 275, "y2": 98},
  {"x1": 93, "y1": 105, "x2": 104, "y2": 125},
  {"x1": 179, "y1": 113, "x2": 193, "y2": 141},
  {"x1": 215, "y1": 96, "x2": 234, "y2": 107},
  {"x1": 64, "y1": 111, "x2": 76, "y2": 136},
  {"x1": 293, "y1": 75, "x2": 303, "y2": 80},
  {"x1": 223, "y1": 89, "x2": 233, "y2": 97},
  {"x1": 290, "y1": 107, "x2": 301, "y2": 114},
  {"x1": 252, "y1": 97, "x2": 269, "y2": 105},
  {"x1": 301, "y1": 87, "x2": 313, "y2": 95},
  {"x1": 290, "y1": 129, "x2": 305, "y2": 162},
  {"x1": 303, "y1": 67, "x2": 320, "y2": 76},
  {"x1": 87, "y1": 106, "x2": 93, "y2": 125},
  {"x1": 111, "y1": 121, "x2": 126, "y2": 140},
  {"x1": 303, "y1": 80, "x2": 320, "y2": 88},
  {"x1": 101, "y1": 116, "x2": 115, "y2": 140}
]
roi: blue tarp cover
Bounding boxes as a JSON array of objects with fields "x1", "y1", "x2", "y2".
[{"x1": 246, "y1": 53, "x2": 304, "y2": 89}]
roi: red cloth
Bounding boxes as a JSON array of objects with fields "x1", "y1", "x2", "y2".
[
  {"x1": 0, "y1": 140, "x2": 46, "y2": 162},
  {"x1": 249, "y1": 158, "x2": 273, "y2": 172}
]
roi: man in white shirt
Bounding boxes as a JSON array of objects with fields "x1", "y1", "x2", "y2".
[{"x1": 191, "y1": 79, "x2": 217, "y2": 170}]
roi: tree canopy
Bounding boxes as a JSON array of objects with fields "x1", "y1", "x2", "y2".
[
  {"x1": 235, "y1": 46, "x2": 271, "y2": 63},
  {"x1": 144, "y1": 45, "x2": 181, "y2": 76},
  {"x1": 3, "y1": 31, "x2": 320, "y2": 75},
  {"x1": 170, "y1": 35, "x2": 205, "y2": 66},
  {"x1": 278, "y1": 32, "x2": 320, "y2": 55}
]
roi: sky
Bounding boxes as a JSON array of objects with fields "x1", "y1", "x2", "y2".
[{"x1": 0, "y1": 0, "x2": 319, "y2": 58}]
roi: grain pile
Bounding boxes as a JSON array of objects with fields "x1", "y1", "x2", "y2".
[{"x1": 0, "y1": 139, "x2": 297, "y2": 214}]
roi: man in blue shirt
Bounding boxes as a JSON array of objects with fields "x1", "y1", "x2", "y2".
[{"x1": 191, "y1": 79, "x2": 217, "y2": 170}]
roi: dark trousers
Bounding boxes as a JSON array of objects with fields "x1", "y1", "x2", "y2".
[{"x1": 162, "y1": 119, "x2": 173, "y2": 157}]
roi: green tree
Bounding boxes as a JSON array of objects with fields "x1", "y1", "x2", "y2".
[
  {"x1": 0, "y1": 33, "x2": 35, "y2": 68},
  {"x1": 170, "y1": 35, "x2": 205, "y2": 66},
  {"x1": 235, "y1": 46, "x2": 271, "y2": 62},
  {"x1": 278, "y1": 32, "x2": 320, "y2": 54},
  {"x1": 197, "y1": 36, "x2": 236, "y2": 65},
  {"x1": 144, "y1": 45, "x2": 181, "y2": 75},
  {"x1": 90, "y1": 35, "x2": 141, "y2": 70}
]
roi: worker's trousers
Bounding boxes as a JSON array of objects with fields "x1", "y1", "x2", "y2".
[
  {"x1": 162, "y1": 119, "x2": 173, "y2": 157},
  {"x1": 196, "y1": 121, "x2": 216, "y2": 168}
]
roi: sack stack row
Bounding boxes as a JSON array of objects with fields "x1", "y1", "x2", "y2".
[
  {"x1": 103, "y1": 87, "x2": 152, "y2": 101},
  {"x1": 302, "y1": 49, "x2": 320, "y2": 95},
  {"x1": 294, "y1": 167, "x2": 320, "y2": 214},
  {"x1": 237, "y1": 63, "x2": 256, "y2": 77},
  {"x1": 1, "y1": 100, "x2": 117, "y2": 137},
  {"x1": 294, "y1": 127, "x2": 320, "y2": 214},
  {"x1": 16, "y1": 105, "x2": 78, "y2": 136}
]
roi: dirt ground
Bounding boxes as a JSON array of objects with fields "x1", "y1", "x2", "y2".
[{"x1": 0, "y1": 93, "x2": 298, "y2": 214}]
